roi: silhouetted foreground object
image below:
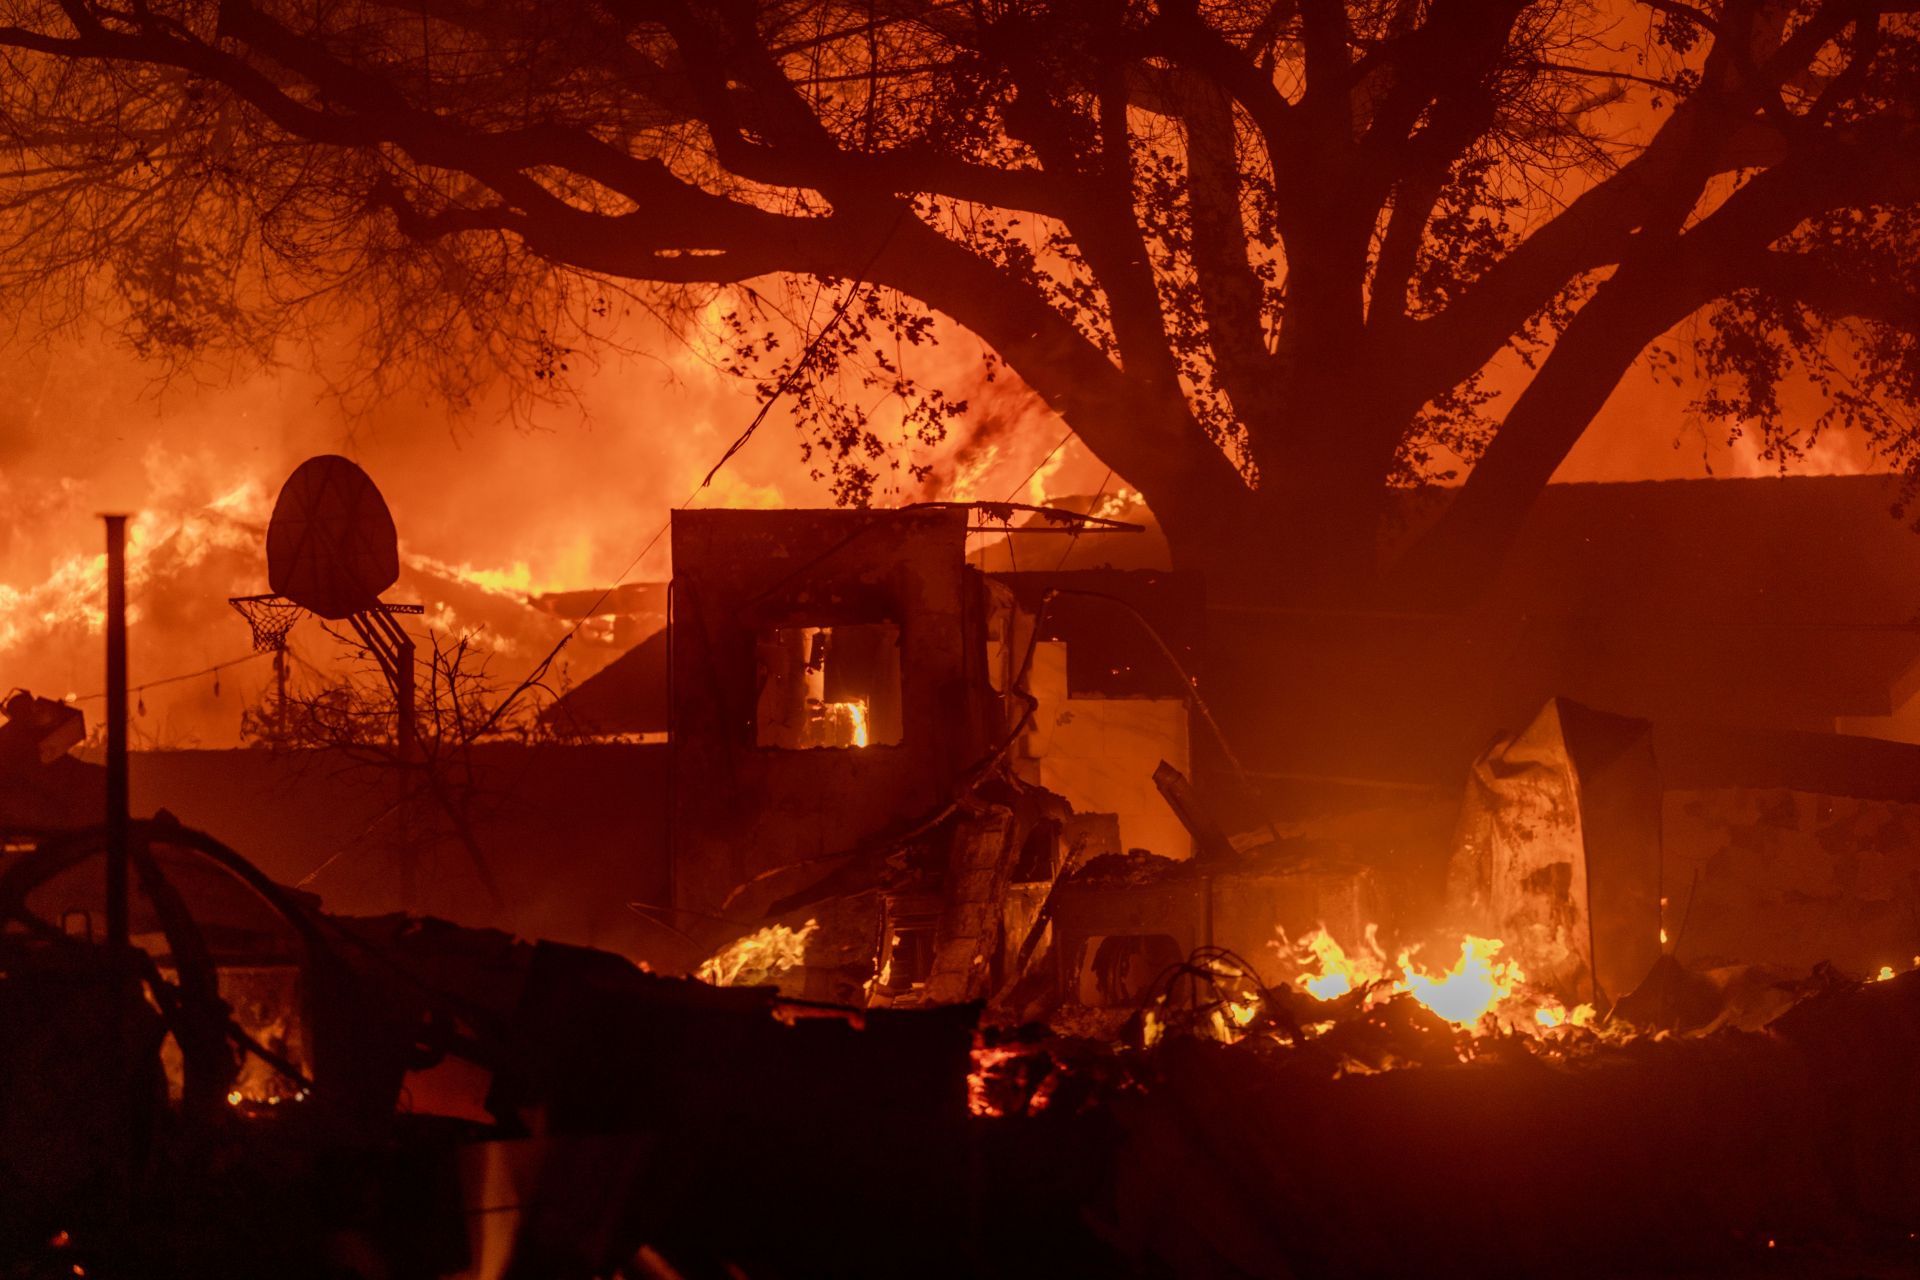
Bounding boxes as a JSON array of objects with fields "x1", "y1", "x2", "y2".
[{"x1": 267, "y1": 455, "x2": 400, "y2": 620}]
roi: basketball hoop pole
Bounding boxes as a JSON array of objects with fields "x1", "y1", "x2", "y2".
[{"x1": 349, "y1": 608, "x2": 416, "y2": 761}]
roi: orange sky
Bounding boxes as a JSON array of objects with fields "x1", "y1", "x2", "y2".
[
  {"x1": 0, "y1": 297, "x2": 1874, "y2": 751},
  {"x1": 0, "y1": 308, "x2": 1104, "y2": 747},
  {"x1": 0, "y1": 3, "x2": 1889, "y2": 747}
]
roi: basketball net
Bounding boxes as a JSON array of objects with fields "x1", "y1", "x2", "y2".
[{"x1": 228, "y1": 594, "x2": 308, "y2": 653}]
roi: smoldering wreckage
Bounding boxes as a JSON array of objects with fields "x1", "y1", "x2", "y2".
[{"x1": 6, "y1": 463, "x2": 1920, "y2": 1278}]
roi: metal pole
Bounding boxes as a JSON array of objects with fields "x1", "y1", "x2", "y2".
[
  {"x1": 274, "y1": 643, "x2": 288, "y2": 743},
  {"x1": 395, "y1": 632, "x2": 416, "y2": 762},
  {"x1": 103, "y1": 514, "x2": 130, "y2": 954}
]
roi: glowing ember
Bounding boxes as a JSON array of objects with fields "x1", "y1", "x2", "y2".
[
  {"x1": 968, "y1": 1044, "x2": 1023, "y2": 1117},
  {"x1": 697, "y1": 918, "x2": 818, "y2": 987},
  {"x1": 968, "y1": 1037, "x2": 1059, "y2": 1118}
]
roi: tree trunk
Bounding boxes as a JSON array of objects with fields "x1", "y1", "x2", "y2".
[{"x1": 1169, "y1": 384, "x2": 1406, "y2": 608}]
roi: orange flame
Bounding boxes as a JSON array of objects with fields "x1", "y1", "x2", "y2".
[
  {"x1": 1275, "y1": 923, "x2": 1594, "y2": 1035},
  {"x1": 1272, "y1": 924, "x2": 1391, "y2": 999},
  {"x1": 696, "y1": 918, "x2": 818, "y2": 988},
  {"x1": 1395, "y1": 935, "x2": 1522, "y2": 1025},
  {"x1": 1874, "y1": 957, "x2": 1920, "y2": 982}
]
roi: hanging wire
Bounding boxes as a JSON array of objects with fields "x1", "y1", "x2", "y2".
[
  {"x1": 68, "y1": 650, "x2": 269, "y2": 703},
  {"x1": 1054, "y1": 467, "x2": 1114, "y2": 571},
  {"x1": 1003, "y1": 429, "x2": 1075, "y2": 505}
]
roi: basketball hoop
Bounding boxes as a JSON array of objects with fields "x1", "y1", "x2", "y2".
[
  {"x1": 234, "y1": 456, "x2": 426, "y2": 758},
  {"x1": 229, "y1": 594, "x2": 308, "y2": 653},
  {"x1": 268, "y1": 454, "x2": 401, "y2": 620},
  {"x1": 228, "y1": 592, "x2": 422, "y2": 652}
]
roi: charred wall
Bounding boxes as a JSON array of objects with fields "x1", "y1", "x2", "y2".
[{"x1": 668, "y1": 508, "x2": 995, "y2": 925}]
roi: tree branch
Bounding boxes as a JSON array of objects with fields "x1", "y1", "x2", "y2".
[
  {"x1": 1740, "y1": 251, "x2": 1920, "y2": 328},
  {"x1": 1399, "y1": 115, "x2": 1920, "y2": 589},
  {"x1": 1175, "y1": 67, "x2": 1278, "y2": 422}
]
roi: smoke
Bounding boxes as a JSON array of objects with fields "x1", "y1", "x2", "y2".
[
  {"x1": 914, "y1": 376, "x2": 1068, "y2": 504},
  {"x1": 1556, "y1": 347, "x2": 1884, "y2": 484},
  {"x1": 0, "y1": 307, "x2": 1102, "y2": 747}
]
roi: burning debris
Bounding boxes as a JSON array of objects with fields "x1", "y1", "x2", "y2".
[
  {"x1": 695, "y1": 918, "x2": 818, "y2": 988},
  {"x1": 12, "y1": 484, "x2": 1920, "y2": 1278},
  {"x1": 1269, "y1": 925, "x2": 1597, "y2": 1037}
]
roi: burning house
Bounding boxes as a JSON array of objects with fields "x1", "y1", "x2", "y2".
[
  {"x1": 18, "y1": 486, "x2": 1920, "y2": 1017},
  {"x1": 656, "y1": 505, "x2": 1393, "y2": 1015},
  {"x1": 10, "y1": 487, "x2": 1920, "y2": 1276},
  {"x1": 0, "y1": 0, "x2": 1918, "y2": 1256}
]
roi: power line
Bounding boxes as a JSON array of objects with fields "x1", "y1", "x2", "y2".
[
  {"x1": 1003, "y1": 429, "x2": 1075, "y2": 505},
  {"x1": 68, "y1": 650, "x2": 268, "y2": 703},
  {"x1": 978, "y1": 429, "x2": 1080, "y2": 572},
  {"x1": 1053, "y1": 467, "x2": 1114, "y2": 572}
]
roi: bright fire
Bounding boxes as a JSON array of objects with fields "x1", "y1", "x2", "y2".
[
  {"x1": 1288, "y1": 923, "x2": 1389, "y2": 999},
  {"x1": 842, "y1": 700, "x2": 871, "y2": 748},
  {"x1": 0, "y1": 472, "x2": 262, "y2": 656},
  {"x1": 1874, "y1": 957, "x2": 1919, "y2": 982},
  {"x1": 1399, "y1": 936, "x2": 1522, "y2": 1025},
  {"x1": 1272, "y1": 925, "x2": 1593, "y2": 1033},
  {"x1": 696, "y1": 918, "x2": 818, "y2": 988},
  {"x1": 807, "y1": 698, "x2": 870, "y2": 748}
]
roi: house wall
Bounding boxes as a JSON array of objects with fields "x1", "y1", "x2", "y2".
[
  {"x1": 669, "y1": 509, "x2": 993, "y2": 924},
  {"x1": 1021, "y1": 641, "x2": 1191, "y2": 859},
  {"x1": 1664, "y1": 787, "x2": 1920, "y2": 977}
]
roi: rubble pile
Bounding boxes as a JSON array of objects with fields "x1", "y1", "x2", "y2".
[
  {"x1": 6, "y1": 808, "x2": 1920, "y2": 1277},
  {"x1": 974, "y1": 951, "x2": 1920, "y2": 1277}
]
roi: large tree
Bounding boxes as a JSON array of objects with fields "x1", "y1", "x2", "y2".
[{"x1": 1, "y1": 0, "x2": 1918, "y2": 600}]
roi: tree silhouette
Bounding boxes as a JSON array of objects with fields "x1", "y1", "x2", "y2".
[{"x1": 0, "y1": 0, "x2": 1917, "y2": 598}]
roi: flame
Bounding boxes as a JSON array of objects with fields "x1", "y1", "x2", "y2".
[
  {"x1": 401, "y1": 543, "x2": 598, "y2": 602},
  {"x1": 807, "y1": 698, "x2": 870, "y2": 748},
  {"x1": 1273, "y1": 924, "x2": 1392, "y2": 999},
  {"x1": 1026, "y1": 443, "x2": 1064, "y2": 506},
  {"x1": 1275, "y1": 923, "x2": 1595, "y2": 1035},
  {"x1": 696, "y1": 918, "x2": 818, "y2": 987},
  {"x1": 968, "y1": 1044, "x2": 1021, "y2": 1117},
  {"x1": 842, "y1": 700, "x2": 870, "y2": 748},
  {"x1": 1395, "y1": 936, "x2": 1523, "y2": 1026},
  {"x1": 968, "y1": 1039, "x2": 1059, "y2": 1118},
  {"x1": 1873, "y1": 957, "x2": 1920, "y2": 982},
  {"x1": 1088, "y1": 487, "x2": 1141, "y2": 522},
  {"x1": 0, "y1": 488, "x2": 258, "y2": 655},
  {"x1": 947, "y1": 443, "x2": 1001, "y2": 502}
]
